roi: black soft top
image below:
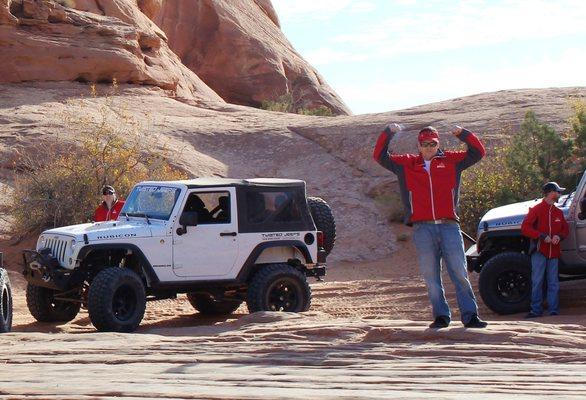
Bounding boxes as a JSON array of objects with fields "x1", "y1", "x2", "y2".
[{"x1": 183, "y1": 178, "x2": 306, "y2": 189}]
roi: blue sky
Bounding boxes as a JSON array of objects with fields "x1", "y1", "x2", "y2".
[{"x1": 271, "y1": 0, "x2": 586, "y2": 115}]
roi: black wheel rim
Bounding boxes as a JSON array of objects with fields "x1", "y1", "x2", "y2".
[
  {"x1": 1, "y1": 288, "x2": 8, "y2": 321},
  {"x1": 112, "y1": 284, "x2": 137, "y2": 321},
  {"x1": 267, "y1": 278, "x2": 300, "y2": 312},
  {"x1": 495, "y1": 270, "x2": 529, "y2": 303}
]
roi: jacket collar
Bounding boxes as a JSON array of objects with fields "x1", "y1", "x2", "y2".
[
  {"x1": 102, "y1": 199, "x2": 118, "y2": 210},
  {"x1": 416, "y1": 149, "x2": 445, "y2": 165}
]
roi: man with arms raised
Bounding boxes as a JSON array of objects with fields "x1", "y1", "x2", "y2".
[{"x1": 373, "y1": 124, "x2": 488, "y2": 329}]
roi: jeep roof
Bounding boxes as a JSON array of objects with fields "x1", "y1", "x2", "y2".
[{"x1": 138, "y1": 178, "x2": 307, "y2": 189}]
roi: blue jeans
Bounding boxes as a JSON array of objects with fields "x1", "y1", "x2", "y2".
[
  {"x1": 530, "y1": 252, "x2": 559, "y2": 315},
  {"x1": 412, "y1": 223, "x2": 479, "y2": 323}
]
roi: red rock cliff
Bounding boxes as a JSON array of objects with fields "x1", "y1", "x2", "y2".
[
  {"x1": 150, "y1": 0, "x2": 351, "y2": 114},
  {"x1": 0, "y1": 0, "x2": 222, "y2": 103}
]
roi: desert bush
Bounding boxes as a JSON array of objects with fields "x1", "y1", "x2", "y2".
[
  {"x1": 260, "y1": 93, "x2": 334, "y2": 116},
  {"x1": 504, "y1": 110, "x2": 574, "y2": 191},
  {"x1": 459, "y1": 105, "x2": 586, "y2": 234},
  {"x1": 260, "y1": 94, "x2": 295, "y2": 113},
  {"x1": 570, "y1": 100, "x2": 586, "y2": 174},
  {"x1": 374, "y1": 190, "x2": 405, "y2": 224},
  {"x1": 9, "y1": 87, "x2": 187, "y2": 237},
  {"x1": 298, "y1": 105, "x2": 334, "y2": 117},
  {"x1": 459, "y1": 143, "x2": 527, "y2": 234},
  {"x1": 54, "y1": 0, "x2": 75, "y2": 7}
]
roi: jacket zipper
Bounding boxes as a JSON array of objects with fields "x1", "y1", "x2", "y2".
[
  {"x1": 105, "y1": 200, "x2": 116, "y2": 221},
  {"x1": 547, "y1": 206, "x2": 552, "y2": 258},
  {"x1": 426, "y1": 163, "x2": 437, "y2": 220}
]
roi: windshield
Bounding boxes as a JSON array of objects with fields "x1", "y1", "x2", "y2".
[
  {"x1": 121, "y1": 185, "x2": 181, "y2": 220},
  {"x1": 559, "y1": 191, "x2": 574, "y2": 207}
]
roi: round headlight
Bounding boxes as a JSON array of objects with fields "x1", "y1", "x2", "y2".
[
  {"x1": 70, "y1": 239, "x2": 77, "y2": 249},
  {"x1": 37, "y1": 235, "x2": 47, "y2": 250}
]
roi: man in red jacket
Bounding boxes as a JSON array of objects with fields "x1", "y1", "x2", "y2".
[
  {"x1": 521, "y1": 182, "x2": 569, "y2": 318},
  {"x1": 373, "y1": 123, "x2": 488, "y2": 329},
  {"x1": 94, "y1": 185, "x2": 125, "y2": 222}
]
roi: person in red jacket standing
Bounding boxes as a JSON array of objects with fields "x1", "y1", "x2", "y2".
[
  {"x1": 521, "y1": 182, "x2": 569, "y2": 318},
  {"x1": 373, "y1": 123, "x2": 488, "y2": 329},
  {"x1": 94, "y1": 185, "x2": 125, "y2": 222}
]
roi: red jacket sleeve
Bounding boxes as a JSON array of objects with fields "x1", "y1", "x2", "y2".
[
  {"x1": 445, "y1": 129, "x2": 486, "y2": 171},
  {"x1": 521, "y1": 206, "x2": 543, "y2": 239},
  {"x1": 373, "y1": 127, "x2": 415, "y2": 173}
]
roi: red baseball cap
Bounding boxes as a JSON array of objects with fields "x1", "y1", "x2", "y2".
[{"x1": 418, "y1": 126, "x2": 439, "y2": 143}]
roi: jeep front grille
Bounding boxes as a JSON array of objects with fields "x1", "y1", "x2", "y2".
[{"x1": 45, "y1": 237, "x2": 69, "y2": 266}]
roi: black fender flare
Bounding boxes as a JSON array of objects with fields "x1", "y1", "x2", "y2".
[
  {"x1": 478, "y1": 229, "x2": 527, "y2": 252},
  {"x1": 476, "y1": 230, "x2": 530, "y2": 270},
  {"x1": 236, "y1": 240, "x2": 312, "y2": 282},
  {"x1": 77, "y1": 243, "x2": 159, "y2": 285}
]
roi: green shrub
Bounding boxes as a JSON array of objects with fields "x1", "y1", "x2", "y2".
[
  {"x1": 9, "y1": 90, "x2": 187, "y2": 237},
  {"x1": 571, "y1": 100, "x2": 586, "y2": 174},
  {"x1": 374, "y1": 190, "x2": 405, "y2": 224},
  {"x1": 459, "y1": 143, "x2": 528, "y2": 234},
  {"x1": 459, "y1": 105, "x2": 586, "y2": 234},
  {"x1": 260, "y1": 94, "x2": 295, "y2": 113},
  {"x1": 298, "y1": 105, "x2": 334, "y2": 117},
  {"x1": 260, "y1": 93, "x2": 334, "y2": 116}
]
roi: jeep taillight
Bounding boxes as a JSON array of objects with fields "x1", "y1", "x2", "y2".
[{"x1": 317, "y1": 231, "x2": 324, "y2": 248}]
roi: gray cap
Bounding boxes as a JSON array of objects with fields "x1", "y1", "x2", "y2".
[{"x1": 542, "y1": 182, "x2": 565, "y2": 194}]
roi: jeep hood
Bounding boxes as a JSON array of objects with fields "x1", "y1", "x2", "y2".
[
  {"x1": 42, "y1": 221, "x2": 152, "y2": 241},
  {"x1": 480, "y1": 194, "x2": 572, "y2": 231}
]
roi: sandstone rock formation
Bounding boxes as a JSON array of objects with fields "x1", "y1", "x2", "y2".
[
  {"x1": 150, "y1": 0, "x2": 351, "y2": 114},
  {"x1": 1, "y1": 83, "x2": 584, "y2": 261},
  {"x1": 0, "y1": 0, "x2": 222, "y2": 103},
  {"x1": 1, "y1": 0, "x2": 349, "y2": 114}
]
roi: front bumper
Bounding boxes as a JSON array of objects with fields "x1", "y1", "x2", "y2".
[
  {"x1": 465, "y1": 244, "x2": 481, "y2": 272},
  {"x1": 22, "y1": 250, "x2": 74, "y2": 290}
]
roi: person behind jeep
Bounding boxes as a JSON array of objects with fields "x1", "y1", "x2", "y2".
[
  {"x1": 373, "y1": 124, "x2": 488, "y2": 329},
  {"x1": 94, "y1": 185, "x2": 125, "y2": 222},
  {"x1": 521, "y1": 182, "x2": 569, "y2": 318}
]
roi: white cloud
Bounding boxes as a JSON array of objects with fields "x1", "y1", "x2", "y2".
[
  {"x1": 325, "y1": 1, "x2": 586, "y2": 63},
  {"x1": 336, "y1": 47, "x2": 586, "y2": 114}
]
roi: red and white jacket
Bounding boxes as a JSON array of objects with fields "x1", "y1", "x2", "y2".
[
  {"x1": 521, "y1": 199, "x2": 569, "y2": 259},
  {"x1": 94, "y1": 199, "x2": 125, "y2": 222},
  {"x1": 373, "y1": 127, "x2": 485, "y2": 225}
]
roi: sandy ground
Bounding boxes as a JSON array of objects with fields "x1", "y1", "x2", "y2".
[{"x1": 1, "y1": 229, "x2": 585, "y2": 399}]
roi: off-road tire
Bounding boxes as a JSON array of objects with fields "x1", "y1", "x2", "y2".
[
  {"x1": 479, "y1": 252, "x2": 531, "y2": 315},
  {"x1": 247, "y1": 263, "x2": 311, "y2": 313},
  {"x1": 88, "y1": 268, "x2": 146, "y2": 332},
  {"x1": 307, "y1": 196, "x2": 336, "y2": 255},
  {"x1": 26, "y1": 283, "x2": 81, "y2": 323},
  {"x1": 187, "y1": 293, "x2": 243, "y2": 315},
  {"x1": 0, "y1": 269, "x2": 12, "y2": 333}
]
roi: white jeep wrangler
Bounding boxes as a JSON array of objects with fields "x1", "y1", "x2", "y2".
[{"x1": 22, "y1": 178, "x2": 335, "y2": 332}]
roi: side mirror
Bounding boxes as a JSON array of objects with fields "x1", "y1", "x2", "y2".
[
  {"x1": 579, "y1": 198, "x2": 586, "y2": 220},
  {"x1": 177, "y1": 211, "x2": 198, "y2": 235}
]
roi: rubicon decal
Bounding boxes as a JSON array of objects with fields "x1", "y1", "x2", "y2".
[{"x1": 96, "y1": 233, "x2": 138, "y2": 240}]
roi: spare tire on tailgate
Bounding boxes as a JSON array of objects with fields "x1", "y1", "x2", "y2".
[{"x1": 307, "y1": 197, "x2": 336, "y2": 256}]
